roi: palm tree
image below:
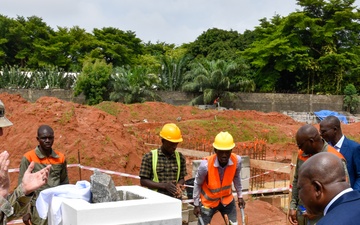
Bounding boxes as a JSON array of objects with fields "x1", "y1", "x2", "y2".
[
  {"x1": 182, "y1": 59, "x2": 255, "y2": 105},
  {"x1": 109, "y1": 66, "x2": 161, "y2": 104},
  {"x1": 158, "y1": 54, "x2": 190, "y2": 91}
]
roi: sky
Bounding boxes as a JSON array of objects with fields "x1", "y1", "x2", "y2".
[{"x1": 1, "y1": 0, "x2": 360, "y2": 46}]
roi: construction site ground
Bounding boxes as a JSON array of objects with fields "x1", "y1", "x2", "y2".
[{"x1": 2, "y1": 92, "x2": 360, "y2": 225}]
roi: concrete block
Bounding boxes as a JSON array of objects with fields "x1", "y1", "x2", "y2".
[
  {"x1": 241, "y1": 156, "x2": 250, "y2": 167},
  {"x1": 240, "y1": 167, "x2": 250, "y2": 190},
  {"x1": 192, "y1": 160, "x2": 202, "y2": 178},
  {"x1": 182, "y1": 209, "x2": 189, "y2": 223},
  {"x1": 187, "y1": 205, "x2": 198, "y2": 222},
  {"x1": 259, "y1": 196, "x2": 282, "y2": 208},
  {"x1": 61, "y1": 185, "x2": 182, "y2": 225}
]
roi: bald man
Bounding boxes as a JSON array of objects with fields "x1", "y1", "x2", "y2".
[
  {"x1": 288, "y1": 124, "x2": 349, "y2": 225},
  {"x1": 298, "y1": 152, "x2": 360, "y2": 225},
  {"x1": 320, "y1": 115, "x2": 360, "y2": 190}
]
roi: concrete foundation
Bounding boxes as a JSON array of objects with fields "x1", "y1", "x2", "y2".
[{"x1": 60, "y1": 185, "x2": 182, "y2": 225}]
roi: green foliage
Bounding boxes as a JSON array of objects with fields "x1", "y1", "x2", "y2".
[
  {"x1": 1, "y1": 2, "x2": 360, "y2": 97},
  {"x1": 0, "y1": 65, "x2": 30, "y2": 88},
  {"x1": 243, "y1": 0, "x2": 360, "y2": 93},
  {"x1": 343, "y1": 84, "x2": 360, "y2": 113},
  {"x1": 109, "y1": 66, "x2": 161, "y2": 104},
  {"x1": 187, "y1": 28, "x2": 243, "y2": 61},
  {"x1": 158, "y1": 54, "x2": 190, "y2": 91},
  {"x1": 182, "y1": 59, "x2": 255, "y2": 105},
  {"x1": 0, "y1": 65, "x2": 74, "y2": 89},
  {"x1": 134, "y1": 54, "x2": 161, "y2": 74},
  {"x1": 29, "y1": 66, "x2": 76, "y2": 89},
  {"x1": 74, "y1": 59, "x2": 112, "y2": 105},
  {"x1": 91, "y1": 27, "x2": 144, "y2": 67}
]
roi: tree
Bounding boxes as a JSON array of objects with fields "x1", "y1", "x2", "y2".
[
  {"x1": 74, "y1": 59, "x2": 112, "y2": 105},
  {"x1": 187, "y1": 28, "x2": 243, "y2": 61},
  {"x1": 109, "y1": 66, "x2": 160, "y2": 104},
  {"x1": 182, "y1": 59, "x2": 254, "y2": 105},
  {"x1": 343, "y1": 84, "x2": 359, "y2": 113},
  {"x1": 14, "y1": 16, "x2": 55, "y2": 69},
  {"x1": 91, "y1": 27, "x2": 144, "y2": 68},
  {"x1": 243, "y1": 0, "x2": 360, "y2": 94},
  {"x1": 158, "y1": 54, "x2": 190, "y2": 91}
]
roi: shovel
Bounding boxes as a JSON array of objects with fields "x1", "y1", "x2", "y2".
[
  {"x1": 241, "y1": 208, "x2": 246, "y2": 225},
  {"x1": 198, "y1": 215, "x2": 205, "y2": 225}
]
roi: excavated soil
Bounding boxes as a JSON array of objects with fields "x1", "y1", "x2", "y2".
[{"x1": 1, "y1": 92, "x2": 360, "y2": 225}]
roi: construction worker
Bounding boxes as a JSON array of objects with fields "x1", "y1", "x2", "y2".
[
  {"x1": 139, "y1": 123, "x2": 187, "y2": 198},
  {"x1": 193, "y1": 131, "x2": 245, "y2": 225},
  {"x1": 19, "y1": 125, "x2": 69, "y2": 225},
  {"x1": 0, "y1": 100, "x2": 51, "y2": 224},
  {"x1": 288, "y1": 124, "x2": 349, "y2": 225}
]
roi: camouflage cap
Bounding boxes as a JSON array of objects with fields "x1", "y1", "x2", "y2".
[{"x1": 0, "y1": 100, "x2": 13, "y2": 127}]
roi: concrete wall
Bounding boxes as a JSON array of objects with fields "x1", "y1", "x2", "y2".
[
  {"x1": 0, "y1": 89, "x2": 352, "y2": 113},
  {"x1": 0, "y1": 89, "x2": 86, "y2": 104},
  {"x1": 222, "y1": 93, "x2": 345, "y2": 113},
  {"x1": 157, "y1": 91, "x2": 347, "y2": 113}
]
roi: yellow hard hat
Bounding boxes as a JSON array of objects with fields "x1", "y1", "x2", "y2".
[
  {"x1": 159, "y1": 123, "x2": 183, "y2": 143},
  {"x1": 213, "y1": 131, "x2": 235, "y2": 150}
]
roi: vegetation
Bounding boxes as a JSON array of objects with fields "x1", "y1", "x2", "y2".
[
  {"x1": 109, "y1": 66, "x2": 161, "y2": 104},
  {"x1": 343, "y1": 84, "x2": 360, "y2": 113},
  {"x1": 182, "y1": 59, "x2": 255, "y2": 105},
  {"x1": 0, "y1": 0, "x2": 359, "y2": 107},
  {"x1": 73, "y1": 59, "x2": 112, "y2": 105}
]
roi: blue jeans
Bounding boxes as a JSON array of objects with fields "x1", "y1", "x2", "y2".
[{"x1": 198, "y1": 199, "x2": 237, "y2": 225}]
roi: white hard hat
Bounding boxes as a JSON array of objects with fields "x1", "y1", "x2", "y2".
[{"x1": 0, "y1": 100, "x2": 13, "y2": 127}]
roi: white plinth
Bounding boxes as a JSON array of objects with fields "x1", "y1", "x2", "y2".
[{"x1": 61, "y1": 185, "x2": 182, "y2": 225}]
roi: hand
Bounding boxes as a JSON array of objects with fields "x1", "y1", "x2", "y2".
[
  {"x1": 164, "y1": 181, "x2": 177, "y2": 197},
  {"x1": 288, "y1": 208, "x2": 298, "y2": 225},
  {"x1": 303, "y1": 211, "x2": 319, "y2": 220},
  {"x1": 0, "y1": 151, "x2": 10, "y2": 198},
  {"x1": 21, "y1": 162, "x2": 51, "y2": 195},
  {"x1": 22, "y1": 213, "x2": 31, "y2": 225},
  {"x1": 238, "y1": 197, "x2": 245, "y2": 208},
  {"x1": 193, "y1": 205, "x2": 200, "y2": 217}
]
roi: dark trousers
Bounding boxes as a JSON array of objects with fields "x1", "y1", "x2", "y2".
[{"x1": 198, "y1": 199, "x2": 237, "y2": 225}]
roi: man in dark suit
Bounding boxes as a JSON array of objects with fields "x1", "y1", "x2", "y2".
[
  {"x1": 319, "y1": 115, "x2": 360, "y2": 190},
  {"x1": 298, "y1": 152, "x2": 360, "y2": 225}
]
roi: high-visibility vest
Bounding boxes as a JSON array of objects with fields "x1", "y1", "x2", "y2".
[
  {"x1": 298, "y1": 146, "x2": 349, "y2": 183},
  {"x1": 151, "y1": 149, "x2": 181, "y2": 186},
  {"x1": 298, "y1": 146, "x2": 345, "y2": 161},
  {"x1": 200, "y1": 153, "x2": 237, "y2": 208}
]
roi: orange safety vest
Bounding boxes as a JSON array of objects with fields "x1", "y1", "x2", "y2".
[
  {"x1": 297, "y1": 145, "x2": 349, "y2": 183},
  {"x1": 297, "y1": 146, "x2": 345, "y2": 162},
  {"x1": 200, "y1": 153, "x2": 237, "y2": 208}
]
